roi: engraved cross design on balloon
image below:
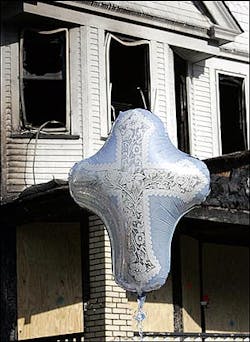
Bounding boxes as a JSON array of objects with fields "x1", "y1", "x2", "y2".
[{"x1": 80, "y1": 112, "x2": 208, "y2": 285}]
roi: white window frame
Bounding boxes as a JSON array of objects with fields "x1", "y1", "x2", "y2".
[
  {"x1": 105, "y1": 32, "x2": 151, "y2": 133},
  {"x1": 215, "y1": 69, "x2": 249, "y2": 155},
  {"x1": 20, "y1": 28, "x2": 70, "y2": 133}
]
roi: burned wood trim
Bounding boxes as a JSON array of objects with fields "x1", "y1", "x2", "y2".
[
  {"x1": 18, "y1": 178, "x2": 68, "y2": 200},
  {"x1": 10, "y1": 133, "x2": 80, "y2": 139},
  {"x1": 134, "y1": 332, "x2": 250, "y2": 338},
  {"x1": 1, "y1": 148, "x2": 249, "y2": 226},
  {"x1": 203, "y1": 150, "x2": 250, "y2": 173},
  {"x1": 1, "y1": 186, "x2": 249, "y2": 227},
  {"x1": 0, "y1": 179, "x2": 82, "y2": 225},
  {"x1": 205, "y1": 167, "x2": 249, "y2": 211},
  {"x1": 181, "y1": 217, "x2": 249, "y2": 247},
  {"x1": 186, "y1": 206, "x2": 249, "y2": 225}
]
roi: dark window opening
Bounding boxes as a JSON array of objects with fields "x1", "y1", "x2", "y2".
[
  {"x1": 219, "y1": 74, "x2": 247, "y2": 154},
  {"x1": 21, "y1": 29, "x2": 67, "y2": 130},
  {"x1": 109, "y1": 36, "x2": 150, "y2": 121},
  {"x1": 174, "y1": 53, "x2": 190, "y2": 153}
]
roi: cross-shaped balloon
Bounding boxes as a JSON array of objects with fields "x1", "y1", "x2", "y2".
[{"x1": 69, "y1": 109, "x2": 210, "y2": 295}]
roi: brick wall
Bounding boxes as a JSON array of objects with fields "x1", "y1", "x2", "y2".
[
  {"x1": 84, "y1": 215, "x2": 134, "y2": 341},
  {"x1": 84, "y1": 216, "x2": 106, "y2": 341}
]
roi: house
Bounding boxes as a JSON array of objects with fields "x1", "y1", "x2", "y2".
[{"x1": 0, "y1": 1, "x2": 249, "y2": 341}]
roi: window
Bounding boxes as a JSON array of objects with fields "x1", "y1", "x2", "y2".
[
  {"x1": 20, "y1": 29, "x2": 69, "y2": 131},
  {"x1": 106, "y1": 34, "x2": 150, "y2": 125},
  {"x1": 174, "y1": 53, "x2": 190, "y2": 153},
  {"x1": 219, "y1": 74, "x2": 247, "y2": 154}
]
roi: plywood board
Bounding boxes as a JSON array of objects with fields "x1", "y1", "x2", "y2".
[
  {"x1": 203, "y1": 243, "x2": 249, "y2": 333},
  {"x1": 128, "y1": 275, "x2": 174, "y2": 332},
  {"x1": 181, "y1": 235, "x2": 201, "y2": 332},
  {"x1": 17, "y1": 223, "x2": 83, "y2": 340}
]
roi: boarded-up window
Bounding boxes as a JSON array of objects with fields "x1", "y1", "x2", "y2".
[
  {"x1": 203, "y1": 243, "x2": 249, "y2": 333},
  {"x1": 17, "y1": 223, "x2": 83, "y2": 340},
  {"x1": 20, "y1": 29, "x2": 69, "y2": 131},
  {"x1": 219, "y1": 74, "x2": 247, "y2": 154},
  {"x1": 107, "y1": 34, "x2": 150, "y2": 123}
]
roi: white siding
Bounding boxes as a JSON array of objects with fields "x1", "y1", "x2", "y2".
[
  {"x1": 6, "y1": 138, "x2": 83, "y2": 194},
  {"x1": 1, "y1": 1, "x2": 249, "y2": 199},
  {"x1": 88, "y1": 26, "x2": 106, "y2": 154},
  {"x1": 70, "y1": 27, "x2": 84, "y2": 138},
  {"x1": 151, "y1": 41, "x2": 177, "y2": 145},
  {"x1": 190, "y1": 63, "x2": 214, "y2": 159},
  {"x1": 203, "y1": 58, "x2": 250, "y2": 157},
  {"x1": 152, "y1": 41, "x2": 168, "y2": 126},
  {"x1": 95, "y1": 1, "x2": 211, "y2": 28},
  {"x1": 2, "y1": 27, "x2": 84, "y2": 197},
  {"x1": 224, "y1": 1, "x2": 249, "y2": 54},
  {"x1": 2, "y1": 29, "x2": 16, "y2": 135},
  {"x1": 0, "y1": 30, "x2": 12, "y2": 198}
]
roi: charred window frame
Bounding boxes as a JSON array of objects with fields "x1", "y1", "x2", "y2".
[
  {"x1": 218, "y1": 74, "x2": 247, "y2": 155},
  {"x1": 174, "y1": 53, "x2": 190, "y2": 154},
  {"x1": 106, "y1": 33, "x2": 151, "y2": 129},
  {"x1": 20, "y1": 28, "x2": 70, "y2": 132}
]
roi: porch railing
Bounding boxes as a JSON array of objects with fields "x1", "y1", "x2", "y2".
[
  {"x1": 19, "y1": 331, "x2": 250, "y2": 341},
  {"x1": 133, "y1": 332, "x2": 250, "y2": 341},
  {"x1": 20, "y1": 333, "x2": 84, "y2": 342}
]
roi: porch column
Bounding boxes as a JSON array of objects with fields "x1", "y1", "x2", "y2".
[
  {"x1": 104, "y1": 227, "x2": 134, "y2": 341},
  {"x1": 84, "y1": 215, "x2": 133, "y2": 341},
  {"x1": 84, "y1": 215, "x2": 106, "y2": 341},
  {"x1": 0, "y1": 224, "x2": 18, "y2": 341}
]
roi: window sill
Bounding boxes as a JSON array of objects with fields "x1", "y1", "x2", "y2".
[{"x1": 10, "y1": 133, "x2": 80, "y2": 140}]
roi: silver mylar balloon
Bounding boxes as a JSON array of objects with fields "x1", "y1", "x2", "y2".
[{"x1": 69, "y1": 109, "x2": 210, "y2": 295}]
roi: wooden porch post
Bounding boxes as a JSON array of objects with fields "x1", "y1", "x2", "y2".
[
  {"x1": 0, "y1": 224, "x2": 18, "y2": 341},
  {"x1": 172, "y1": 229, "x2": 184, "y2": 332}
]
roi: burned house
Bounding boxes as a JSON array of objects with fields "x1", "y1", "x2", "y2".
[{"x1": 1, "y1": 1, "x2": 249, "y2": 341}]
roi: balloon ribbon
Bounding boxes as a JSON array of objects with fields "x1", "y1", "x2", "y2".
[{"x1": 134, "y1": 293, "x2": 146, "y2": 341}]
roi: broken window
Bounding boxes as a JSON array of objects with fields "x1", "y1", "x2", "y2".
[
  {"x1": 106, "y1": 34, "x2": 150, "y2": 124},
  {"x1": 174, "y1": 53, "x2": 190, "y2": 153},
  {"x1": 20, "y1": 29, "x2": 69, "y2": 131},
  {"x1": 219, "y1": 74, "x2": 247, "y2": 154}
]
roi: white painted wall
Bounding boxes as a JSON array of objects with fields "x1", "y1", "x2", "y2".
[
  {"x1": 224, "y1": 1, "x2": 249, "y2": 54},
  {"x1": 1, "y1": 1, "x2": 249, "y2": 199},
  {"x1": 1, "y1": 27, "x2": 84, "y2": 196},
  {"x1": 189, "y1": 1, "x2": 249, "y2": 158},
  {"x1": 94, "y1": 1, "x2": 211, "y2": 28}
]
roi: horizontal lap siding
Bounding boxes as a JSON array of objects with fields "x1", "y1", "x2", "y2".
[
  {"x1": 73, "y1": 27, "x2": 84, "y2": 145},
  {"x1": 96, "y1": 1, "x2": 209, "y2": 28},
  {"x1": 3, "y1": 28, "x2": 84, "y2": 197},
  {"x1": 6, "y1": 138, "x2": 83, "y2": 193},
  {"x1": 133, "y1": 1, "x2": 209, "y2": 26},
  {"x1": 152, "y1": 42, "x2": 177, "y2": 145},
  {"x1": 4, "y1": 48, "x2": 12, "y2": 136},
  {"x1": 1, "y1": 36, "x2": 11, "y2": 198},
  {"x1": 88, "y1": 27, "x2": 107, "y2": 154},
  {"x1": 155, "y1": 41, "x2": 167, "y2": 126},
  {"x1": 190, "y1": 64, "x2": 213, "y2": 160},
  {"x1": 224, "y1": 1, "x2": 249, "y2": 54},
  {"x1": 89, "y1": 27, "x2": 104, "y2": 154}
]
